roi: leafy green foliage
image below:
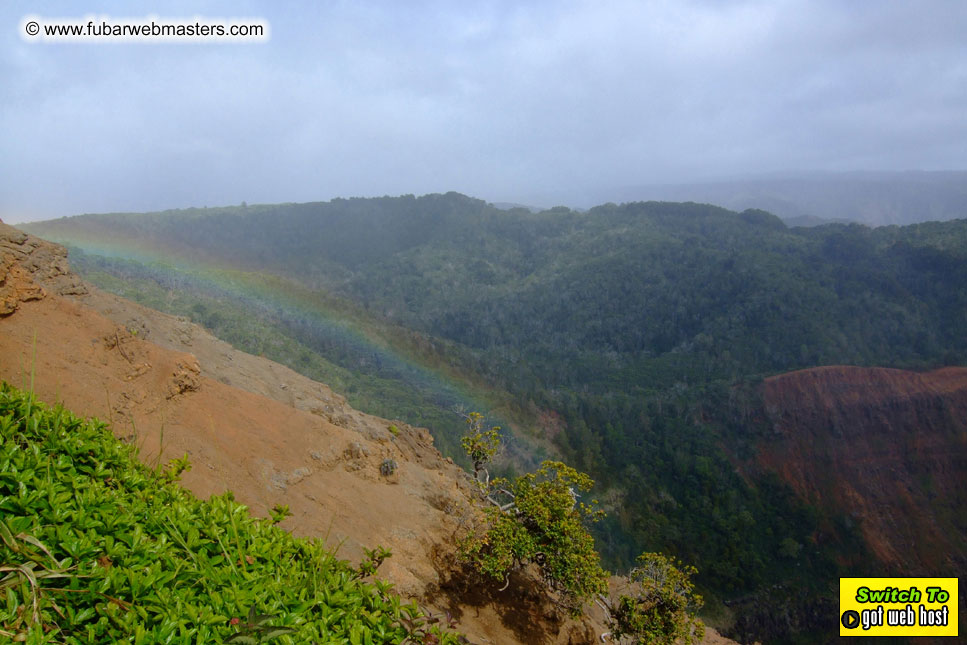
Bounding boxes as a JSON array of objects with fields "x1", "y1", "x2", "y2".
[
  {"x1": 460, "y1": 460, "x2": 608, "y2": 615},
  {"x1": 0, "y1": 383, "x2": 462, "y2": 644},
  {"x1": 269, "y1": 504, "x2": 292, "y2": 525},
  {"x1": 353, "y1": 546, "x2": 393, "y2": 580},
  {"x1": 607, "y1": 553, "x2": 705, "y2": 645},
  {"x1": 224, "y1": 605, "x2": 297, "y2": 643},
  {"x1": 161, "y1": 452, "x2": 192, "y2": 483}
]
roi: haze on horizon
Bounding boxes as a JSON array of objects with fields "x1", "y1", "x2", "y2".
[{"x1": 2, "y1": 0, "x2": 966, "y2": 223}]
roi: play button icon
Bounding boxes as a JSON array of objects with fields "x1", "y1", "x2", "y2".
[{"x1": 841, "y1": 610, "x2": 860, "y2": 630}]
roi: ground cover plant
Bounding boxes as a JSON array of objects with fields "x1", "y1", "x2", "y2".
[{"x1": 0, "y1": 382, "x2": 462, "y2": 644}]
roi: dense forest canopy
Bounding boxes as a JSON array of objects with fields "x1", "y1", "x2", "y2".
[{"x1": 27, "y1": 193, "x2": 967, "y2": 642}]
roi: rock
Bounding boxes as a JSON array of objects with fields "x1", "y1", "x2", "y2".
[
  {"x1": 1, "y1": 221, "x2": 87, "y2": 316},
  {"x1": 166, "y1": 359, "x2": 201, "y2": 399}
]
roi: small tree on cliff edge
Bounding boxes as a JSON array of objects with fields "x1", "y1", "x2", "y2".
[
  {"x1": 458, "y1": 459, "x2": 609, "y2": 616},
  {"x1": 605, "y1": 552, "x2": 705, "y2": 645},
  {"x1": 460, "y1": 412, "x2": 501, "y2": 488}
]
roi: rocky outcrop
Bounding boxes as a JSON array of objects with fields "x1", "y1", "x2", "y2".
[
  {"x1": 759, "y1": 365, "x2": 967, "y2": 575},
  {"x1": 0, "y1": 221, "x2": 87, "y2": 314}
]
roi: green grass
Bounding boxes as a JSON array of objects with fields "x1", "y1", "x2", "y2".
[{"x1": 0, "y1": 383, "x2": 462, "y2": 644}]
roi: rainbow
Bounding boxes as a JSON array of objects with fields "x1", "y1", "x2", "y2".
[{"x1": 26, "y1": 223, "x2": 509, "y2": 446}]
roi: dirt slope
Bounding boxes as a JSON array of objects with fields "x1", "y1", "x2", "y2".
[
  {"x1": 759, "y1": 365, "x2": 967, "y2": 574},
  {"x1": 0, "y1": 221, "x2": 738, "y2": 644}
]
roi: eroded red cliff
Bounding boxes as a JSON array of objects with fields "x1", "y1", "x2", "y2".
[{"x1": 758, "y1": 365, "x2": 967, "y2": 574}]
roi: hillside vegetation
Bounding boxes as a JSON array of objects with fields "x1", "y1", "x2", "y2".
[
  {"x1": 0, "y1": 383, "x2": 461, "y2": 644},
  {"x1": 27, "y1": 193, "x2": 967, "y2": 641}
]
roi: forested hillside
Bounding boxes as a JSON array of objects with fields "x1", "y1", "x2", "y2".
[{"x1": 27, "y1": 193, "x2": 967, "y2": 642}]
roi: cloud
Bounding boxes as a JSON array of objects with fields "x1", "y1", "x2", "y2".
[{"x1": 1, "y1": 0, "x2": 965, "y2": 221}]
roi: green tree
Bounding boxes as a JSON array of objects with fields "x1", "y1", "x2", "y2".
[{"x1": 605, "y1": 552, "x2": 705, "y2": 644}]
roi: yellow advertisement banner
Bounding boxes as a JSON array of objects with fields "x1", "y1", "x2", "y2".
[{"x1": 840, "y1": 577, "x2": 958, "y2": 637}]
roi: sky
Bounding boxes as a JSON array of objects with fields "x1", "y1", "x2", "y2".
[{"x1": 2, "y1": 0, "x2": 966, "y2": 222}]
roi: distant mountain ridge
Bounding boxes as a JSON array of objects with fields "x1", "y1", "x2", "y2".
[{"x1": 597, "y1": 171, "x2": 967, "y2": 226}]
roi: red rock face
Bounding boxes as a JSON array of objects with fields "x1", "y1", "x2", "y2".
[{"x1": 758, "y1": 366, "x2": 967, "y2": 575}]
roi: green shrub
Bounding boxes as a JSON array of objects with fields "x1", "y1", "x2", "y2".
[
  {"x1": 380, "y1": 459, "x2": 398, "y2": 476},
  {"x1": 606, "y1": 552, "x2": 705, "y2": 645},
  {"x1": 459, "y1": 460, "x2": 609, "y2": 616}
]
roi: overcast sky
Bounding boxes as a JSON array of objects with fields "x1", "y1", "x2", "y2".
[{"x1": 2, "y1": 0, "x2": 966, "y2": 222}]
